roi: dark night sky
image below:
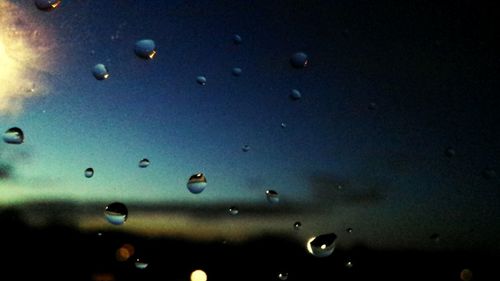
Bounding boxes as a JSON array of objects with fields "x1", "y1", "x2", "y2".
[{"x1": 0, "y1": 0, "x2": 499, "y2": 252}]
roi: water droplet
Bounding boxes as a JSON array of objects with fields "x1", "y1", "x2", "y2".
[
  {"x1": 134, "y1": 258, "x2": 149, "y2": 269},
  {"x1": 138, "y1": 158, "x2": 150, "y2": 168},
  {"x1": 345, "y1": 260, "x2": 353, "y2": 268},
  {"x1": 346, "y1": 227, "x2": 353, "y2": 233},
  {"x1": 278, "y1": 272, "x2": 288, "y2": 280},
  {"x1": 368, "y1": 102, "x2": 378, "y2": 110},
  {"x1": 266, "y1": 189, "x2": 279, "y2": 204},
  {"x1": 430, "y1": 233, "x2": 441, "y2": 243},
  {"x1": 306, "y1": 233, "x2": 337, "y2": 257},
  {"x1": 290, "y1": 52, "x2": 308, "y2": 68},
  {"x1": 84, "y1": 168, "x2": 94, "y2": 178},
  {"x1": 191, "y1": 269, "x2": 207, "y2": 281},
  {"x1": 337, "y1": 184, "x2": 343, "y2": 190},
  {"x1": 196, "y1": 76, "x2": 207, "y2": 86},
  {"x1": 3, "y1": 127, "x2": 24, "y2": 144},
  {"x1": 445, "y1": 147, "x2": 456, "y2": 157},
  {"x1": 187, "y1": 173, "x2": 207, "y2": 194},
  {"x1": 280, "y1": 123, "x2": 287, "y2": 128},
  {"x1": 289, "y1": 89, "x2": 302, "y2": 101},
  {"x1": 294, "y1": 221, "x2": 302, "y2": 230},
  {"x1": 233, "y1": 34, "x2": 242, "y2": 45},
  {"x1": 92, "y1": 64, "x2": 110, "y2": 80},
  {"x1": 242, "y1": 144, "x2": 250, "y2": 152},
  {"x1": 104, "y1": 202, "x2": 128, "y2": 225},
  {"x1": 232, "y1": 67, "x2": 242, "y2": 77},
  {"x1": 35, "y1": 0, "x2": 61, "y2": 11},
  {"x1": 229, "y1": 206, "x2": 239, "y2": 215},
  {"x1": 460, "y1": 269, "x2": 473, "y2": 281},
  {"x1": 482, "y1": 168, "x2": 497, "y2": 179},
  {"x1": 134, "y1": 39, "x2": 156, "y2": 59}
]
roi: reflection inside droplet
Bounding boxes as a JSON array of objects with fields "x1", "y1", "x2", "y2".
[
  {"x1": 3, "y1": 127, "x2": 24, "y2": 144},
  {"x1": 290, "y1": 52, "x2": 308, "y2": 68},
  {"x1": 187, "y1": 173, "x2": 207, "y2": 194},
  {"x1": 104, "y1": 202, "x2": 128, "y2": 225},
  {"x1": 92, "y1": 64, "x2": 110, "y2": 80},
  {"x1": 134, "y1": 39, "x2": 156, "y2": 59},
  {"x1": 306, "y1": 233, "x2": 337, "y2": 257},
  {"x1": 84, "y1": 167, "x2": 94, "y2": 178},
  {"x1": 266, "y1": 190, "x2": 279, "y2": 204},
  {"x1": 138, "y1": 158, "x2": 150, "y2": 168},
  {"x1": 135, "y1": 258, "x2": 149, "y2": 269},
  {"x1": 196, "y1": 76, "x2": 207, "y2": 86},
  {"x1": 35, "y1": 0, "x2": 61, "y2": 11},
  {"x1": 229, "y1": 206, "x2": 239, "y2": 215}
]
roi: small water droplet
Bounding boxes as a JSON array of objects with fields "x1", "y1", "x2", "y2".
[
  {"x1": 368, "y1": 102, "x2": 378, "y2": 110},
  {"x1": 289, "y1": 89, "x2": 302, "y2": 101},
  {"x1": 306, "y1": 233, "x2": 337, "y2": 257},
  {"x1": 187, "y1": 173, "x2": 207, "y2": 194},
  {"x1": 445, "y1": 147, "x2": 456, "y2": 157},
  {"x1": 242, "y1": 144, "x2": 250, "y2": 152},
  {"x1": 196, "y1": 76, "x2": 207, "y2": 86},
  {"x1": 278, "y1": 272, "x2": 288, "y2": 280},
  {"x1": 482, "y1": 168, "x2": 497, "y2": 179},
  {"x1": 281, "y1": 123, "x2": 287, "y2": 128},
  {"x1": 232, "y1": 67, "x2": 242, "y2": 77},
  {"x1": 97, "y1": 232, "x2": 103, "y2": 236},
  {"x1": 84, "y1": 168, "x2": 94, "y2": 178},
  {"x1": 294, "y1": 221, "x2": 302, "y2": 230},
  {"x1": 35, "y1": 0, "x2": 61, "y2": 11},
  {"x1": 229, "y1": 206, "x2": 239, "y2": 215},
  {"x1": 337, "y1": 184, "x2": 343, "y2": 190},
  {"x1": 266, "y1": 189, "x2": 279, "y2": 204},
  {"x1": 134, "y1": 258, "x2": 149, "y2": 269},
  {"x1": 104, "y1": 202, "x2": 128, "y2": 225},
  {"x1": 138, "y1": 158, "x2": 150, "y2": 168},
  {"x1": 233, "y1": 34, "x2": 242, "y2": 45},
  {"x1": 290, "y1": 52, "x2": 308, "y2": 68},
  {"x1": 92, "y1": 64, "x2": 110, "y2": 80},
  {"x1": 3, "y1": 127, "x2": 24, "y2": 144},
  {"x1": 134, "y1": 39, "x2": 156, "y2": 59},
  {"x1": 346, "y1": 227, "x2": 353, "y2": 233},
  {"x1": 430, "y1": 233, "x2": 441, "y2": 243},
  {"x1": 345, "y1": 260, "x2": 353, "y2": 269},
  {"x1": 460, "y1": 269, "x2": 473, "y2": 281}
]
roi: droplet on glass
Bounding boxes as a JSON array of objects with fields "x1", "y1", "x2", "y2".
[
  {"x1": 84, "y1": 167, "x2": 94, "y2": 178},
  {"x1": 138, "y1": 158, "x2": 150, "y2": 168},
  {"x1": 3, "y1": 127, "x2": 24, "y2": 144},
  {"x1": 233, "y1": 34, "x2": 242, "y2": 45},
  {"x1": 35, "y1": 0, "x2": 61, "y2": 11},
  {"x1": 104, "y1": 202, "x2": 128, "y2": 225},
  {"x1": 294, "y1": 221, "x2": 302, "y2": 230},
  {"x1": 430, "y1": 233, "x2": 441, "y2": 243},
  {"x1": 482, "y1": 168, "x2": 497, "y2": 179},
  {"x1": 242, "y1": 144, "x2": 250, "y2": 152},
  {"x1": 368, "y1": 102, "x2": 378, "y2": 110},
  {"x1": 266, "y1": 189, "x2": 279, "y2": 204},
  {"x1": 135, "y1": 258, "x2": 149, "y2": 269},
  {"x1": 445, "y1": 147, "x2": 456, "y2": 157},
  {"x1": 290, "y1": 52, "x2": 308, "y2": 68},
  {"x1": 345, "y1": 260, "x2": 353, "y2": 268},
  {"x1": 278, "y1": 272, "x2": 288, "y2": 280},
  {"x1": 92, "y1": 64, "x2": 110, "y2": 80},
  {"x1": 187, "y1": 173, "x2": 207, "y2": 194},
  {"x1": 460, "y1": 269, "x2": 473, "y2": 281},
  {"x1": 306, "y1": 233, "x2": 337, "y2": 257},
  {"x1": 232, "y1": 67, "x2": 242, "y2": 77},
  {"x1": 134, "y1": 39, "x2": 156, "y2": 59},
  {"x1": 289, "y1": 89, "x2": 302, "y2": 101},
  {"x1": 346, "y1": 227, "x2": 353, "y2": 233},
  {"x1": 196, "y1": 76, "x2": 207, "y2": 86},
  {"x1": 281, "y1": 122, "x2": 287, "y2": 129},
  {"x1": 229, "y1": 206, "x2": 239, "y2": 215}
]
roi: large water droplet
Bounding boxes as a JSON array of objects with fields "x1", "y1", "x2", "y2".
[
  {"x1": 232, "y1": 67, "x2": 242, "y2": 77},
  {"x1": 289, "y1": 89, "x2": 302, "y2": 101},
  {"x1": 460, "y1": 269, "x2": 473, "y2": 281},
  {"x1": 92, "y1": 64, "x2": 110, "y2": 80},
  {"x1": 35, "y1": 0, "x2": 61, "y2": 11},
  {"x1": 135, "y1": 258, "x2": 149, "y2": 269},
  {"x1": 266, "y1": 190, "x2": 279, "y2": 204},
  {"x1": 229, "y1": 206, "x2": 239, "y2": 215},
  {"x1": 290, "y1": 52, "x2": 308, "y2": 68},
  {"x1": 278, "y1": 272, "x2": 288, "y2": 280},
  {"x1": 84, "y1": 167, "x2": 94, "y2": 178},
  {"x1": 3, "y1": 127, "x2": 24, "y2": 144},
  {"x1": 138, "y1": 158, "x2": 150, "y2": 168},
  {"x1": 134, "y1": 39, "x2": 156, "y2": 59},
  {"x1": 294, "y1": 221, "x2": 302, "y2": 230},
  {"x1": 196, "y1": 76, "x2": 207, "y2": 86},
  {"x1": 104, "y1": 202, "x2": 128, "y2": 225},
  {"x1": 187, "y1": 173, "x2": 207, "y2": 194},
  {"x1": 242, "y1": 144, "x2": 250, "y2": 152},
  {"x1": 233, "y1": 34, "x2": 242, "y2": 45},
  {"x1": 306, "y1": 233, "x2": 337, "y2": 257}
]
